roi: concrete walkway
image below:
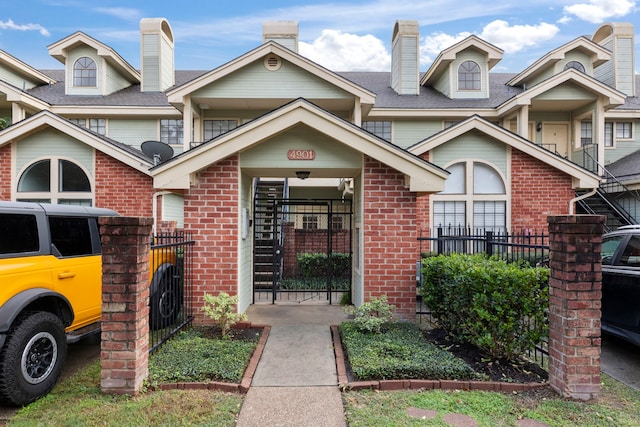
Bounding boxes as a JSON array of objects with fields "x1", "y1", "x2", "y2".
[{"x1": 237, "y1": 304, "x2": 348, "y2": 427}]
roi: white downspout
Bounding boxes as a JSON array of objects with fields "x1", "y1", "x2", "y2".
[
  {"x1": 569, "y1": 188, "x2": 597, "y2": 215},
  {"x1": 152, "y1": 191, "x2": 172, "y2": 233}
]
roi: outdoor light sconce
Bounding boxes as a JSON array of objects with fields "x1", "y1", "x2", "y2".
[
  {"x1": 536, "y1": 122, "x2": 542, "y2": 132},
  {"x1": 296, "y1": 171, "x2": 311, "y2": 180}
]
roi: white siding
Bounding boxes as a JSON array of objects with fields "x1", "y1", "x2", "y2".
[
  {"x1": 431, "y1": 133, "x2": 507, "y2": 176},
  {"x1": 162, "y1": 193, "x2": 184, "y2": 228},
  {"x1": 108, "y1": 119, "x2": 159, "y2": 148}
]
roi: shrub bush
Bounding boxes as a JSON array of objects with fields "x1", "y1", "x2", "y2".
[
  {"x1": 296, "y1": 252, "x2": 350, "y2": 279},
  {"x1": 421, "y1": 253, "x2": 549, "y2": 360},
  {"x1": 339, "y1": 321, "x2": 477, "y2": 380},
  {"x1": 201, "y1": 292, "x2": 248, "y2": 338},
  {"x1": 344, "y1": 295, "x2": 394, "y2": 333}
]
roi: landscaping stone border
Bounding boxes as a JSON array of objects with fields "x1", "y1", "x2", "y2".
[{"x1": 330, "y1": 325, "x2": 548, "y2": 393}]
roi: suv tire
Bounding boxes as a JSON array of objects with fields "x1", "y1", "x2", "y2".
[
  {"x1": 0, "y1": 311, "x2": 68, "y2": 406},
  {"x1": 150, "y1": 264, "x2": 182, "y2": 330}
]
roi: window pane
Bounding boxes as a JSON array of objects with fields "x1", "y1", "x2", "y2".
[
  {"x1": 0, "y1": 214, "x2": 39, "y2": 254},
  {"x1": 362, "y1": 121, "x2": 391, "y2": 141},
  {"x1": 59, "y1": 160, "x2": 91, "y2": 192},
  {"x1": 203, "y1": 120, "x2": 238, "y2": 140},
  {"x1": 604, "y1": 122, "x2": 613, "y2": 147},
  {"x1": 616, "y1": 122, "x2": 632, "y2": 139},
  {"x1": 564, "y1": 61, "x2": 585, "y2": 73},
  {"x1": 602, "y1": 236, "x2": 624, "y2": 265},
  {"x1": 581, "y1": 122, "x2": 592, "y2": 146},
  {"x1": 458, "y1": 61, "x2": 480, "y2": 90},
  {"x1": 58, "y1": 199, "x2": 92, "y2": 207},
  {"x1": 619, "y1": 236, "x2": 640, "y2": 267},
  {"x1": 473, "y1": 201, "x2": 506, "y2": 232},
  {"x1": 160, "y1": 119, "x2": 183, "y2": 145},
  {"x1": 49, "y1": 217, "x2": 93, "y2": 257},
  {"x1": 18, "y1": 160, "x2": 50, "y2": 192},
  {"x1": 473, "y1": 163, "x2": 505, "y2": 194},
  {"x1": 73, "y1": 57, "x2": 96, "y2": 87},
  {"x1": 89, "y1": 118, "x2": 106, "y2": 135},
  {"x1": 441, "y1": 163, "x2": 465, "y2": 194},
  {"x1": 434, "y1": 201, "x2": 466, "y2": 227}
]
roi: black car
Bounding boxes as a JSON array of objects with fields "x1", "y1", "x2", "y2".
[{"x1": 601, "y1": 225, "x2": 640, "y2": 346}]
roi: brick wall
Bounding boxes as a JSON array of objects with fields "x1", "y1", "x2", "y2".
[
  {"x1": 184, "y1": 157, "x2": 239, "y2": 324},
  {"x1": 547, "y1": 215, "x2": 604, "y2": 400},
  {"x1": 511, "y1": 149, "x2": 574, "y2": 232},
  {"x1": 0, "y1": 144, "x2": 10, "y2": 200},
  {"x1": 362, "y1": 157, "x2": 417, "y2": 319},
  {"x1": 94, "y1": 151, "x2": 154, "y2": 216}
]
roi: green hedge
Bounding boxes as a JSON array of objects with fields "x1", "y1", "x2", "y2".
[
  {"x1": 421, "y1": 253, "x2": 549, "y2": 361},
  {"x1": 296, "y1": 252, "x2": 350, "y2": 278}
]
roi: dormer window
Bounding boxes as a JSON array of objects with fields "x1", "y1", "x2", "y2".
[
  {"x1": 458, "y1": 60, "x2": 480, "y2": 90},
  {"x1": 564, "y1": 61, "x2": 585, "y2": 73},
  {"x1": 73, "y1": 57, "x2": 97, "y2": 87}
]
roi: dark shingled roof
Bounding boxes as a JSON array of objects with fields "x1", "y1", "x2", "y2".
[
  {"x1": 22, "y1": 69, "x2": 640, "y2": 111},
  {"x1": 606, "y1": 149, "x2": 640, "y2": 182}
]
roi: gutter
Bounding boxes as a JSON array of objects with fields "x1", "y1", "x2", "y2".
[{"x1": 569, "y1": 188, "x2": 597, "y2": 215}]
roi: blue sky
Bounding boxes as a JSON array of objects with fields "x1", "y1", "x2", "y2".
[{"x1": 2, "y1": 0, "x2": 639, "y2": 74}]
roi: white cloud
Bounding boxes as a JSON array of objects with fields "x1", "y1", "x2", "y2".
[
  {"x1": 299, "y1": 29, "x2": 391, "y2": 71},
  {"x1": 421, "y1": 32, "x2": 471, "y2": 65},
  {"x1": 562, "y1": 0, "x2": 636, "y2": 24},
  {"x1": 0, "y1": 19, "x2": 49, "y2": 37},
  {"x1": 479, "y1": 20, "x2": 559, "y2": 53}
]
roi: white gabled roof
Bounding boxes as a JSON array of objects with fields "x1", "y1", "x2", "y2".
[
  {"x1": 0, "y1": 110, "x2": 153, "y2": 175},
  {"x1": 0, "y1": 49, "x2": 55, "y2": 86},
  {"x1": 408, "y1": 115, "x2": 601, "y2": 189},
  {"x1": 0, "y1": 80, "x2": 50, "y2": 110},
  {"x1": 47, "y1": 32, "x2": 140, "y2": 84},
  {"x1": 152, "y1": 98, "x2": 448, "y2": 191},
  {"x1": 420, "y1": 35, "x2": 503, "y2": 87},
  {"x1": 498, "y1": 68, "x2": 626, "y2": 116},
  {"x1": 166, "y1": 42, "x2": 376, "y2": 106},
  {"x1": 507, "y1": 36, "x2": 612, "y2": 87}
]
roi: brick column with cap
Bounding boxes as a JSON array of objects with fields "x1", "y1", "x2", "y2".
[
  {"x1": 99, "y1": 216, "x2": 153, "y2": 395},
  {"x1": 547, "y1": 215, "x2": 605, "y2": 401}
]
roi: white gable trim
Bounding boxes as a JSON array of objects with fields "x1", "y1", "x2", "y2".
[
  {"x1": 0, "y1": 111, "x2": 153, "y2": 175},
  {"x1": 47, "y1": 32, "x2": 140, "y2": 83},
  {"x1": 0, "y1": 49, "x2": 55, "y2": 85},
  {"x1": 152, "y1": 99, "x2": 447, "y2": 191},
  {"x1": 498, "y1": 68, "x2": 626, "y2": 115},
  {"x1": 507, "y1": 37, "x2": 612, "y2": 87},
  {"x1": 166, "y1": 42, "x2": 376, "y2": 106},
  {"x1": 421, "y1": 35, "x2": 503, "y2": 87},
  {"x1": 0, "y1": 81, "x2": 51, "y2": 110},
  {"x1": 408, "y1": 115, "x2": 601, "y2": 189}
]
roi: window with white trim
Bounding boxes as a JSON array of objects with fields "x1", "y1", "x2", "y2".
[
  {"x1": 362, "y1": 121, "x2": 391, "y2": 141},
  {"x1": 17, "y1": 158, "x2": 92, "y2": 206},
  {"x1": 203, "y1": 120, "x2": 238, "y2": 141},
  {"x1": 433, "y1": 161, "x2": 506, "y2": 232},
  {"x1": 580, "y1": 122, "x2": 592, "y2": 146},
  {"x1": 73, "y1": 57, "x2": 96, "y2": 87},
  {"x1": 69, "y1": 118, "x2": 106, "y2": 135},
  {"x1": 160, "y1": 119, "x2": 183, "y2": 145},
  {"x1": 458, "y1": 61, "x2": 480, "y2": 91},
  {"x1": 564, "y1": 61, "x2": 585, "y2": 73}
]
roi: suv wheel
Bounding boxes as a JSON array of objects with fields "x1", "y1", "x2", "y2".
[
  {"x1": 0, "y1": 312, "x2": 68, "y2": 406},
  {"x1": 150, "y1": 265, "x2": 182, "y2": 330}
]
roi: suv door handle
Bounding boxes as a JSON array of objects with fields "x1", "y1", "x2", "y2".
[{"x1": 57, "y1": 272, "x2": 76, "y2": 279}]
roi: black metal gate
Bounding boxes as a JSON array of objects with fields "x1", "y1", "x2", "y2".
[{"x1": 253, "y1": 196, "x2": 352, "y2": 304}]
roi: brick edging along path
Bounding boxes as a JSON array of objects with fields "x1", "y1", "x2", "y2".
[
  {"x1": 154, "y1": 323, "x2": 547, "y2": 394},
  {"x1": 330, "y1": 325, "x2": 548, "y2": 393}
]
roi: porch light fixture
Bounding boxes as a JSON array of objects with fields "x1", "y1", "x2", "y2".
[
  {"x1": 536, "y1": 122, "x2": 542, "y2": 132},
  {"x1": 296, "y1": 171, "x2": 310, "y2": 180}
]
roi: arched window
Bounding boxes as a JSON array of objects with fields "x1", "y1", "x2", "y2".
[
  {"x1": 73, "y1": 57, "x2": 97, "y2": 87},
  {"x1": 564, "y1": 61, "x2": 585, "y2": 73},
  {"x1": 433, "y1": 161, "x2": 507, "y2": 232},
  {"x1": 458, "y1": 60, "x2": 480, "y2": 90},
  {"x1": 17, "y1": 158, "x2": 92, "y2": 206}
]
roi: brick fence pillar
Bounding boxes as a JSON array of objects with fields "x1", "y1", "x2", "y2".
[
  {"x1": 547, "y1": 215, "x2": 605, "y2": 400},
  {"x1": 99, "y1": 216, "x2": 153, "y2": 395}
]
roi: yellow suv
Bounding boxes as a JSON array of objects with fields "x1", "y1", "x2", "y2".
[{"x1": 0, "y1": 201, "x2": 178, "y2": 406}]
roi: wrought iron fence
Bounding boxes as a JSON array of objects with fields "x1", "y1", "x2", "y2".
[
  {"x1": 149, "y1": 231, "x2": 195, "y2": 354},
  {"x1": 416, "y1": 226, "x2": 549, "y2": 366}
]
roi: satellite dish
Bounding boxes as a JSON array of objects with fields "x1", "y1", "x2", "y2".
[{"x1": 141, "y1": 140, "x2": 174, "y2": 166}]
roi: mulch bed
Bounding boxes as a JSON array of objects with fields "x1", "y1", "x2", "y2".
[{"x1": 423, "y1": 328, "x2": 548, "y2": 384}]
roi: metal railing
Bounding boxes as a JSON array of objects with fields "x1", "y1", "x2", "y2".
[{"x1": 149, "y1": 231, "x2": 195, "y2": 354}]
